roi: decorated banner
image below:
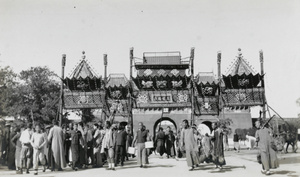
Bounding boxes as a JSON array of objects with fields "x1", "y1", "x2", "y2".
[{"x1": 222, "y1": 73, "x2": 262, "y2": 89}]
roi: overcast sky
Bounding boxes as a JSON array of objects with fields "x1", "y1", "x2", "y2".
[{"x1": 1, "y1": 0, "x2": 300, "y2": 117}]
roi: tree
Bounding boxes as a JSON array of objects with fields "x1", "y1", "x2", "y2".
[
  {"x1": 0, "y1": 66, "x2": 18, "y2": 117},
  {"x1": 11, "y1": 66, "x2": 60, "y2": 123}
]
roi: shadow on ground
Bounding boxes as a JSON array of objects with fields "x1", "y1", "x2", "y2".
[{"x1": 273, "y1": 170, "x2": 298, "y2": 177}]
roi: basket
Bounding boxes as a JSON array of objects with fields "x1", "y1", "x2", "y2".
[{"x1": 145, "y1": 141, "x2": 154, "y2": 148}]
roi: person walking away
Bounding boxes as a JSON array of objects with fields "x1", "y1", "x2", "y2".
[
  {"x1": 102, "y1": 121, "x2": 116, "y2": 170},
  {"x1": 115, "y1": 124, "x2": 127, "y2": 167},
  {"x1": 7, "y1": 125, "x2": 16, "y2": 170},
  {"x1": 11, "y1": 127, "x2": 22, "y2": 174},
  {"x1": 64, "y1": 123, "x2": 72, "y2": 166},
  {"x1": 233, "y1": 132, "x2": 240, "y2": 152},
  {"x1": 78, "y1": 123, "x2": 87, "y2": 168},
  {"x1": 180, "y1": 120, "x2": 200, "y2": 171},
  {"x1": 165, "y1": 126, "x2": 176, "y2": 158},
  {"x1": 255, "y1": 121, "x2": 279, "y2": 175},
  {"x1": 155, "y1": 127, "x2": 165, "y2": 157},
  {"x1": 132, "y1": 122, "x2": 148, "y2": 168},
  {"x1": 30, "y1": 124, "x2": 47, "y2": 175},
  {"x1": 47, "y1": 120, "x2": 66, "y2": 171},
  {"x1": 93, "y1": 123, "x2": 104, "y2": 168},
  {"x1": 19, "y1": 123, "x2": 33, "y2": 174},
  {"x1": 211, "y1": 122, "x2": 226, "y2": 169},
  {"x1": 70, "y1": 123, "x2": 82, "y2": 171}
]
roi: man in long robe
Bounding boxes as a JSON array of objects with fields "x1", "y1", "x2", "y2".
[
  {"x1": 211, "y1": 122, "x2": 226, "y2": 169},
  {"x1": 47, "y1": 120, "x2": 66, "y2": 171},
  {"x1": 255, "y1": 121, "x2": 279, "y2": 175},
  {"x1": 180, "y1": 120, "x2": 200, "y2": 171}
]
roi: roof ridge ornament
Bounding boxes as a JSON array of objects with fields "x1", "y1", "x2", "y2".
[
  {"x1": 237, "y1": 48, "x2": 242, "y2": 59},
  {"x1": 82, "y1": 51, "x2": 86, "y2": 60}
]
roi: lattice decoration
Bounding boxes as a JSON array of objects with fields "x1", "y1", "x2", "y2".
[
  {"x1": 107, "y1": 100, "x2": 129, "y2": 114},
  {"x1": 144, "y1": 69, "x2": 153, "y2": 76},
  {"x1": 177, "y1": 92, "x2": 188, "y2": 103},
  {"x1": 64, "y1": 91, "x2": 105, "y2": 109},
  {"x1": 222, "y1": 88, "x2": 264, "y2": 107},
  {"x1": 137, "y1": 93, "x2": 149, "y2": 104},
  {"x1": 157, "y1": 69, "x2": 166, "y2": 76},
  {"x1": 171, "y1": 69, "x2": 180, "y2": 76}
]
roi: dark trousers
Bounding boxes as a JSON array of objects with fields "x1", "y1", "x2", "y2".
[
  {"x1": 87, "y1": 141, "x2": 94, "y2": 165},
  {"x1": 65, "y1": 141, "x2": 71, "y2": 163},
  {"x1": 115, "y1": 145, "x2": 125, "y2": 164}
]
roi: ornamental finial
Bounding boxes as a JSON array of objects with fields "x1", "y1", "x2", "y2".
[{"x1": 82, "y1": 51, "x2": 86, "y2": 60}]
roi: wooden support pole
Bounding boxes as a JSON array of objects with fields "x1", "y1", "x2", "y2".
[
  {"x1": 59, "y1": 54, "x2": 66, "y2": 127},
  {"x1": 260, "y1": 50, "x2": 266, "y2": 119},
  {"x1": 104, "y1": 54, "x2": 108, "y2": 84},
  {"x1": 129, "y1": 47, "x2": 134, "y2": 134},
  {"x1": 217, "y1": 51, "x2": 223, "y2": 118},
  {"x1": 190, "y1": 47, "x2": 195, "y2": 125}
]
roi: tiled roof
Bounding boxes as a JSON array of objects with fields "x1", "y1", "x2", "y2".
[
  {"x1": 143, "y1": 52, "x2": 181, "y2": 65},
  {"x1": 106, "y1": 74, "x2": 128, "y2": 88},
  {"x1": 196, "y1": 72, "x2": 218, "y2": 84}
]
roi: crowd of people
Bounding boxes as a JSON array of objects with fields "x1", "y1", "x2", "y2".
[{"x1": 0, "y1": 118, "x2": 279, "y2": 175}]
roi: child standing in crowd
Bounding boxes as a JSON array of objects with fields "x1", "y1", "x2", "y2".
[{"x1": 31, "y1": 124, "x2": 47, "y2": 175}]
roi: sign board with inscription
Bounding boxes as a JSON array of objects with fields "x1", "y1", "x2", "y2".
[{"x1": 151, "y1": 93, "x2": 173, "y2": 103}]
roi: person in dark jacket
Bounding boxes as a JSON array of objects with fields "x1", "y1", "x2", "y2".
[
  {"x1": 233, "y1": 132, "x2": 240, "y2": 152},
  {"x1": 114, "y1": 124, "x2": 127, "y2": 166},
  {"x1": 165, "y1": 126, "x2": 176, "y2": 158}
]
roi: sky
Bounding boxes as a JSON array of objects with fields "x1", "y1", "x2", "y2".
[{"x1": 1, "y1": 0, "x2": 300, "y2": 118}]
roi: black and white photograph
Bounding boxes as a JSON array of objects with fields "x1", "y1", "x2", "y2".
[{"x1": 0, "y1": 0, "x2": 300, "y2": 177}]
